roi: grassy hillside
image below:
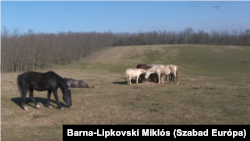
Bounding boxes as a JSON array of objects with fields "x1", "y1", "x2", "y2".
[
  {"x1": 76, "y1": 44, "x2": 250, "y2": 75},
  {"x1": 1, "y1": 45, "x2": 250, "y2": 141}
]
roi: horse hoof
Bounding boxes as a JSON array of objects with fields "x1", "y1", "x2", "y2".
[
  {"x1": 36, "y1": 105, "x2": 40, "y2": 109},
  {"x1": 48, "y1": 105, "x2": 52, "y2": 109},
  {"x1": 60, "y1": 108, "x2": 64, "y2": 110},
  {"x1": 24, "y1": 107, "x2": 29, "y2": 111}
]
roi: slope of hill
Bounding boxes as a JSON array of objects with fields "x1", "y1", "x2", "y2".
[
  {"x1": 71, "y1": 44, "x2": 250, "y2": 75},
  {"x1": 1, "y1": 45, "x2": 250, "y2": 141}
]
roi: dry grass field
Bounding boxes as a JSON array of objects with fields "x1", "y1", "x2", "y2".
[{"x1": 1, "y1": 45, "x2": 250, "y2": 140}]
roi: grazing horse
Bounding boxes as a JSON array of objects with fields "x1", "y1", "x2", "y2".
[
  {"x1": 137, "y1": 64, "x2": 172, "y2": 83},
  {"x1": 145, "y1": 65, "x2": 179, "y2": 84},
  {"x1": 17, "y1": 71, "x2": 72, "y2": 111},
  {"x1": 136, "y1": 64, "x2": 159, "y2": 82},
  {"x1": 64, "y1": 78, "x2": 91, "y2": 88},
  {"x1": 126, "y1": 68, "x2": 146, "y2": 85},
  {"x1": 141, "y1": 64, "x2": 159, "y2": 82}
]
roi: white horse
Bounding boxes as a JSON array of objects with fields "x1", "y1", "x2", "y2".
[
  {"x1": 126, "y1": 68, "x2": 146, "y2": 85},
  {"x1": 145, "y1": 64, "x2": 179, "y2": 85}
]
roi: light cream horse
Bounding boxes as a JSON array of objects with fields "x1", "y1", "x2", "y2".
[
  {"x1": 145, "y1": 64, "x2": 179, "y2": 84},
  {"x1": 126, "y1": 68, "x2": 146, "y2": 85}
]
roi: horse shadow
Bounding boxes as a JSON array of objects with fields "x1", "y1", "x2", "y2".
[
  {"x1": 112, "y1": 77, "x2": 144, "y2": 85},
  {"x1": 11, "y1": 97, "x2": 67, "y2": 110}
]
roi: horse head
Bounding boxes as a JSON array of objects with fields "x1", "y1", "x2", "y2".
[
  {"x1": 145, "y1": 70, "x2": 151, "y2": 79},
  {"x1": 144, "y1": 66, "x2": 156, "y2": 79},
  {"x1": 63, "y1": 89, "x2": 72, "y2": 107}
]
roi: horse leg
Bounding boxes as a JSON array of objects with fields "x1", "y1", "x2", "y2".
[
  {"x1": 136, "y1": 76, "x2": 139, "y2": 84},
  {"x1": 21, "y1": 89, "x2": 28, "y2": 111},
  {"x1": 52, "y1": 90, "x2": 63, "y2": 109},
  {"x1": 158, "y1": 74, "x2": 161, "y2": 84},
  {"x1": 47, "y1": 90, "x2": 52, "y2": 108},
  {"x1": 126, "y1": 76, "x2": 129, "y2": 85},
  {"x1": 161, "y1": 76, "x2": 164, "y2": 84},
  {"x1": 127, "y1": 76, "x2": 132, "y2": 85},
  {"x1": 172, "y1": 73, "x2": 176, "y2": 84},
  {"x1": 29, "y1": 89, "x2": 40, "y2": 109},
  {"x1": 165, "y1": 75, "x2": 168, "y2": 81}
]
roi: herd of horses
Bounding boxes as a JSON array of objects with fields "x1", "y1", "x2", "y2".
[
  {"x1": 16, "y1": 63, "x2": 179, "y2": 111},
  {"x1": 126, "y1": 63, "x2": 179, "y2": 85}
]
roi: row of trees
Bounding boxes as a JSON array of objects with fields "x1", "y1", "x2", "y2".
[
  {"x1": 1, "y1": 27, "x2": 113, "y2": 72},
  {"x1": 1, "y1": 27, "x2": 250, "y2": 72},
  {"x1": 113, "y1": 28, "x2": 250, "y2": 46}
]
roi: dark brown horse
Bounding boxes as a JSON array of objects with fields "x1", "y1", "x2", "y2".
[
  {"x1": 17, "y1": 71, "x2": 72, "y2": 111},
  {"x1": 136, "y1": 63, "x2": 147, "y2": 69}
]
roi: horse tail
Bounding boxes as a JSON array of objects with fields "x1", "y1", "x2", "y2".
[
  {"x1": 17, "y1": 75, "x2": 22, "y2": 96},
  {"x1": 176, "y1": 67, "x2": 179, "y2": 85}
]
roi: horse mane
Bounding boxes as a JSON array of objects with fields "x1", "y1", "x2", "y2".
[
  {"x1": 147, "y1": 65, "x2": 157, "y2": 72},
  {"x1": 141, "y1": 65, "x2": 153, "y2": 70}
]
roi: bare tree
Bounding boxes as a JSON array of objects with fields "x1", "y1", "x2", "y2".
[{"x1": 1, "y1": 27, "x2": 249, "y2": 72}]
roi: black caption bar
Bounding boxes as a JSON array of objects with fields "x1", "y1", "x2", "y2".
[{"x1": 63, "y1": 125, "x2": 249, "y2": 140}]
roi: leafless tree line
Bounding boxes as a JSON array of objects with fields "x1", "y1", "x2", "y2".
[
  {"x1": 113, "y1": 28, "x2": 250, "y2": 46},
  {"x1": 1, "y1": 27, "x2": 113, "y2": 72},
  {"x1": 1, "y1": 27, "x2": 250, "y2": 72}
]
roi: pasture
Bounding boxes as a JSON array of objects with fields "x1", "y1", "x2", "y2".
[{"x1": 1, "y1": 45, "x2": 250, "y2": 140}]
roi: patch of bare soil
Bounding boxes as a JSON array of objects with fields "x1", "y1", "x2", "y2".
[{"x1": 227, "y1": 46, "x2": 245, "y2": 50}]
